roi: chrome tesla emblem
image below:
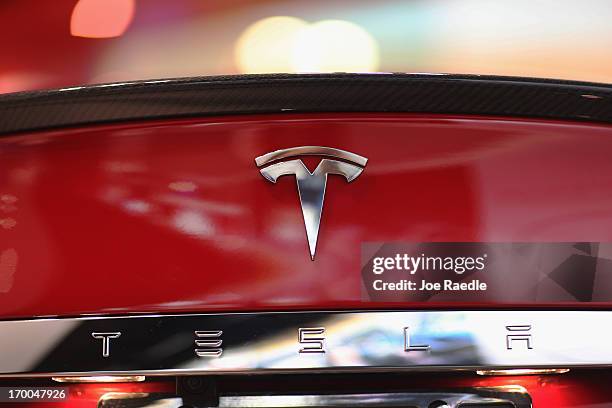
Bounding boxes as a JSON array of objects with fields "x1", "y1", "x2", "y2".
[{"x1": 255, "y1": 146, "x2": 367, "y2": 260}]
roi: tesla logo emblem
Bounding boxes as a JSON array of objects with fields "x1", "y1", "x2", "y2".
[{"x1": 256, "y1": 146, "x2": 367, "y2": 260}]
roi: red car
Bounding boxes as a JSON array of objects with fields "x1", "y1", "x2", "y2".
[{"x1": 1, "y1": 1, "x2": 612, "y2": 407}]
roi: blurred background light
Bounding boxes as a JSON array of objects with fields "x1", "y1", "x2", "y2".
[
  {"x1": 235, "y1": 16, "x2": 308, "y2": 74},
  {"x1": 0, "y1": 0, "x2": 611, "y2": 93},
  {"x1": 0, "y1": 72, "x2": 49, "y2": 94},
  {"x1": 70, "y1": 0, "x2": 135, "y2": 38},
  {"x1": 235, "y1": 17, "x2": 379, "y2": 74},
  {"x1": 291, "y1": 20, "x2": 379, "y2": 73}
]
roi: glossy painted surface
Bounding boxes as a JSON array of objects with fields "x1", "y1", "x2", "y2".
[{"x1": 1, "y1": 114, "x2": 612, "y2": 318}]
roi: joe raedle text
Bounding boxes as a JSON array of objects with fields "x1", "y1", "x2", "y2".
[{"x1": 370, "y1": 253, "x2": 488, "y2": 293}]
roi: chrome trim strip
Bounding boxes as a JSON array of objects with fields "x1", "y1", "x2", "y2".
[
  {"x1": 52, "y1": 375, "x2": 146, "y2": 383},
  {"x1": 0, "y1": 310, "x2": 609, "y2": 377}
]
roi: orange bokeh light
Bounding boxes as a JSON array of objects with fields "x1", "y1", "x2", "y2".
[{"x1": 70, "y1": 0, "x2": 135, "y2": 39}]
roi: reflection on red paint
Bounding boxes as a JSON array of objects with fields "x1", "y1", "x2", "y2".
[
  {"x1": 70, "y1": 0, "x2": 135, "y2": 39},
  {"x1": 0, "y1": 248, "x2": 17, "y2": 293}
]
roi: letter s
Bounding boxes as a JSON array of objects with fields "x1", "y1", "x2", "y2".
[{"x1": 476, "y1": 256, "x2": 486, "y2": 270}]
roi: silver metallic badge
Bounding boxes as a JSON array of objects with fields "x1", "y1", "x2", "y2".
[{"x1": 255, "y1": 146, "x2": 367, "y2": 260}]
